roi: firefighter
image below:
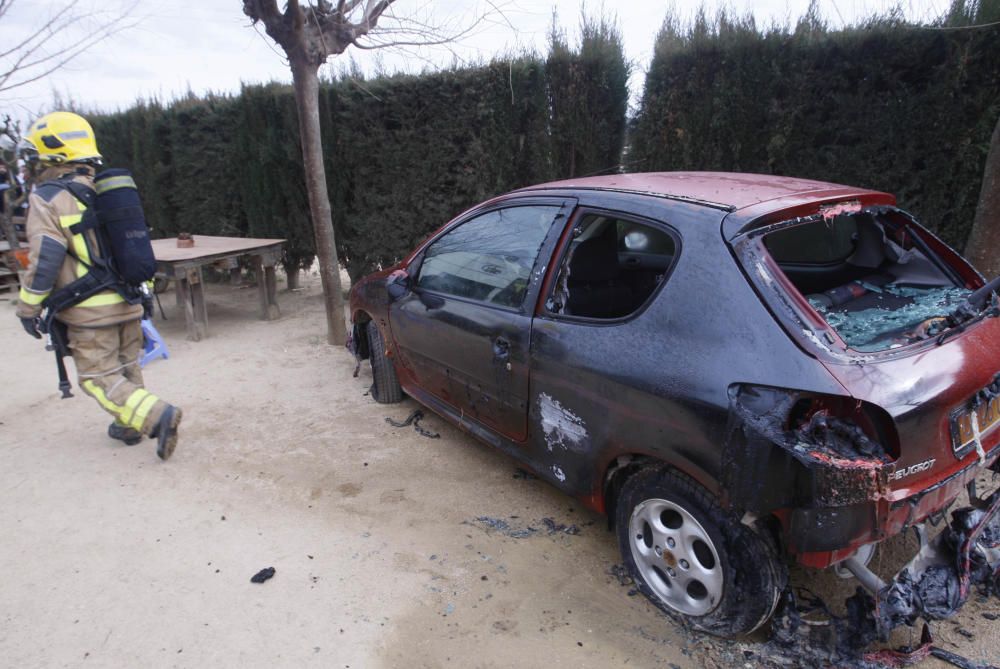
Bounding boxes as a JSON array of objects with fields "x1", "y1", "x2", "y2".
[{"x1": 15, "y1": 111, "x2": 182, "y2": 460}]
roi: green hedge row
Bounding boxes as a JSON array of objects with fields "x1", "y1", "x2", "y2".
[
  {"x1": 89, "y1": 21, "x2": 628, "y2": 280},
  {"x1": 630, "y1": 1, "x2": 1000, "y2": 249},
  {"x1": 91, "y1": 3, "x2": 999, "y2": 281}
]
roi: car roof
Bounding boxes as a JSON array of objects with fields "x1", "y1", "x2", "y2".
[{"x1": 520, "y1": 171, "x2": 887, "y2": 211}]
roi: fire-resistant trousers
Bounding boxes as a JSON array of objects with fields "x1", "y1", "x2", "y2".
[{"x1": 68, "y1": 319, "x2": 170, "y2": 435}]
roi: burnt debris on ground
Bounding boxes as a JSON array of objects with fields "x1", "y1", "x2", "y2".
[
  {"x1": 763, "y1": 487, "x2": 1000, "y2": 668},
  {"x1": 385, "y1": 409, "x2": 440, "y2": 439},
  {"x1": 469, "y1": 515, "x2": 583, "y2": 539},
  {"x1": 250, "y1": 566, "x2": 276, "y2": 584},
  {"x1": 541, "y1": 517, "x2": 580, "y2": 535},
  {"x1": 472, "y1": 516, "x2": 538, "y2": 539},
  {"x1": 609, "y1": 563, "x2": 634, "y2": 587}
]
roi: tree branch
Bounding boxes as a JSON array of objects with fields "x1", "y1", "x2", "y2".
[
  {"x1": 242, "y1": 0, "x2": 282, "y2": 26},
  {"x1": 0, "y1": 1, "x2": 140, "y2": 94}
]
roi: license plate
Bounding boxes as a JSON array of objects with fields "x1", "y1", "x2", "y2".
[{"x1": 951, "y1": 391, "x2": 1000, "y2": 456}]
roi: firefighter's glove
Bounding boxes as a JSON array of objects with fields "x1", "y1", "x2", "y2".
[
  {"x1": 142, "y1": 296, "x2": 154, "y2": 320},
  {"x1": 20, "y1": 316, "x2": 42, "y2": 339}
]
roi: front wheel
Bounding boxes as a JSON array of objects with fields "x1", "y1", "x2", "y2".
[
  {"x1": 615, "y1": 467, "x2": 786, "y2": 638},
  {"x1": 366, "y1": 322, "x2": 403, "y2": 404}
]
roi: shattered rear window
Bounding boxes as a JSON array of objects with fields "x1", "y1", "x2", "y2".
[
  {"x1": 760, "y1": 209, "x2": 973, "y2": 353},
  {"x1": 809, "y1": 285, "x2": 972, "y2": 351}
]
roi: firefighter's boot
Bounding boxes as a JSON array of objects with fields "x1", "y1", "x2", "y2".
[
  {"x1": 151, "y1": 405, "x2": 182, "y2": 460},
  {"x1": 108, "y1": 420, "x2": 142, "y2": 445}
]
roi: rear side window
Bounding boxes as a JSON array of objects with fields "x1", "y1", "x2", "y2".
[
  {"x1": 546, "y1": 213, "x2": 677, "y2": 320},
  {"x1": 765, "y1": 215, "x2": 858, "y2": 264},
  {"x1": 617, "y1": 220, "x2": 675, "y2": 254},
  {"x1": 417, "y1": 205, "x2": 560, "y2": 309}
]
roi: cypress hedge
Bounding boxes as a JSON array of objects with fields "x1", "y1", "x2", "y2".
[
  {"x1": 631, "y1": 1, "x2": 1000, "y2": 249},
  {"x1": 547, "y1": 13, "x2": 629, "y2": 178},
  {"x1": 325, "y1": 59, "x2": 554, "y2": 280},
  {"x1": 89, "y1": 3, "x2": 999, "y2": 281},
  {"x1": 88, "y1": 25, "x2": 627, "y2": 281}
]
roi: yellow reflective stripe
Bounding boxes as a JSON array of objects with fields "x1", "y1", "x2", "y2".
[
  {"x1": 59, "y1": 208, "x2": 91, "y2": 266},
  {"x1": 77, "y1": 291, "x2": 125, "y2": 307},
  {"x1": 132, "y1": 393, "x2": 160, "y2": 431},
  {"x1": 82, "y1": 380, "x2": 122, "y2": 418},
  {"x1": 82, "y1": 381, "x2": 158, "y2": 432},
  {"x1": 95, "y1": 175, "x2": 136, "y2": 193},
  {"x1": 73, "y1": 233, "x2": 90, "y2": 265},
  {"x1": 122, "y1": 388, "x2": 151, "y2": 428},
  {"x1": 19, "y1": 287, "x2": 48, "y2": 305}
]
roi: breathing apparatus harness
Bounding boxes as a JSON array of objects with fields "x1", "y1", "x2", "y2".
[{"x1": 38, "y1": 168, "x2": 157, "y2": 398}]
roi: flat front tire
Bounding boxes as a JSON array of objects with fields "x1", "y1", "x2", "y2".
[
  {"x1": 615, "y1": 467, "x2": 786, "y2": 638},
  {"x1": 367, "y1": 323, "x2": 403, "y2": 404}
]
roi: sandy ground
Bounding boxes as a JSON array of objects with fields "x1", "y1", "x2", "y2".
[{"x1": 1, "y1": 269, "x2": 999, "y2": 669}]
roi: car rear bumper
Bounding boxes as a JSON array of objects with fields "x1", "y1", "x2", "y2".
[{"x1": 791, "y1": 446, "x2": 997, "y2": 568}]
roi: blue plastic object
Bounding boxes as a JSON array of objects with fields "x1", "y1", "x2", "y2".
[{"x1": 140, "y1": 318, "x2": 169, "y2": 367}]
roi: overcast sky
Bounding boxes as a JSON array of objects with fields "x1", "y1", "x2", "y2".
[{"x1": 3, "y1": 0, "x2": 952, "y2": 124}]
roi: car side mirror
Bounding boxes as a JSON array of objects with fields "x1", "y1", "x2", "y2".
[{"x1": 387, "y1": 271, "x2": 410, "y2": 301}]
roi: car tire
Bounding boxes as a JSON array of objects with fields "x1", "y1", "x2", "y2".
[
  {"x1": 367, "y1": 322, "x2": 403, "y2": 404},
  {"x1": 615, "y1": 466, "x2": 786, "y2": 638}
]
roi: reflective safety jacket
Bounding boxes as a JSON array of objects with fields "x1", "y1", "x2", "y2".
[{"x1": 16, "y1": 165, "x2": 142, "y2": 327}]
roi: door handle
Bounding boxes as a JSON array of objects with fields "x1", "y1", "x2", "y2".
[{"x1": 493, "y1": 336, "x2": 510, "y2": 359}]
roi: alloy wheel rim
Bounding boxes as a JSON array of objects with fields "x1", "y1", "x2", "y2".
[{"x1": 628, "y1": 498, "x2": 724, "y2": 617}]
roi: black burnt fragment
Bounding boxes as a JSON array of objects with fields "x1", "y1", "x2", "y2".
[{"x1": 797, "y1": 413, "x2": 891, "y2": 463}]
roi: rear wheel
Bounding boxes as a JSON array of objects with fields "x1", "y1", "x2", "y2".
[
  {"x1": 615, "y1": 467, "x2": 786, "y2": 637},
  {"x1": 367, "y1": 323, "x2": 402, "y2": 404}
]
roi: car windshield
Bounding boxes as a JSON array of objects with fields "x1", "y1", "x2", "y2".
[{"x1": 761, "y1": 209, "x2": 972, "y2": 352}]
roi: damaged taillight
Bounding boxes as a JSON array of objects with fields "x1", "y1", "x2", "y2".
[
  {"x1": 787, "y1": 395, "x2": 901, "y2": 462},
  {"x1": 723, "y1": 385, "x2": 898, "y2": 517}
]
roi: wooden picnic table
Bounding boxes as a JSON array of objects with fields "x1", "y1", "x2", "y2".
[{"x1": 152, "y1": 235, "x2": 285, "y2": 341}]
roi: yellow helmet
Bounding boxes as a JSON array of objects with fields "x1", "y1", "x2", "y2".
[{"x1": 18, "y1": 111, "x2": 102, "y2": 165}]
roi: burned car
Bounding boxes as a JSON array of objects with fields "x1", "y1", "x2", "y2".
[{"x1": 348, "y1": 172, "x2": 1000, "y2": 639}]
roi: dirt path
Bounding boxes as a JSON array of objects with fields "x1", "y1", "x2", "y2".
[{"x1": 1, "y1": 271, "x2": 998, "y2": 668}]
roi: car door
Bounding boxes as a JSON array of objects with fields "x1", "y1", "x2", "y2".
[
  {"x1": 526, "y1": 205, "x2": 684, "y2": 490},
  {"x1": 389, "y1": 198, "x2": 574, "y2": 441}
]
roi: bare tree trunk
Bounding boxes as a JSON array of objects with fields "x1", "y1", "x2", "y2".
[
  {"x1": 965, "y1": 115, "x2": 1000, "y2": 278},
  {"x1": 291, "y1": 59, "x2": 347, "y2": 345},
  {"x1": 287, "y1": 267, "x2": 301, "y2": 290},
  {"x1": 244, "y1": 0, "x2": 489, "y2": 345}
]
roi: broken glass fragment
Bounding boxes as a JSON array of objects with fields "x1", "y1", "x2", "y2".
[{"x1": 809, "y1": 285, "x2": 972, "y2": 351}]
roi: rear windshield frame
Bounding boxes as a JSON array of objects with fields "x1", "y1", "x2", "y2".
[{"x1": 731, "y1": 205, "x2": 982, "y2": 362}]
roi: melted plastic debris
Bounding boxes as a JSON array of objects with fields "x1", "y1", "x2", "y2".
[
  {"x1": 810, "y1": 285, "x2": 972, "y2": 351},
  {"x1": 385, "y1": 409, "x2": 440, "y2": 438},
  {"x1": 796, "y1": 413, "x2": 892, "y2": 464}
]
